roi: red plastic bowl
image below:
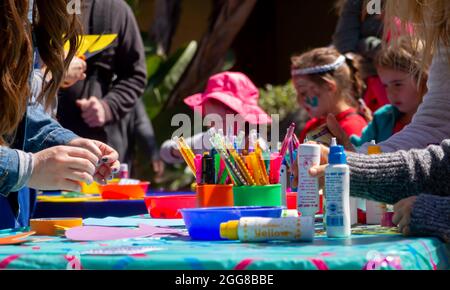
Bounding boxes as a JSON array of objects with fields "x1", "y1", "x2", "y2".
[
  {"x1": 99, "y1": 182, "x2": 150, "y2": 200},
  {"x1": 144, "y1": 194, "x2": 196, "y2": 219}
]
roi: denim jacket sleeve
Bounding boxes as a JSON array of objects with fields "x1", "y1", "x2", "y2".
[
  {"x1": 24, "y1": 102, "x2": 79, "y2": 153},
  {"x1": 0, "y1": 147, "x2": 21, "y2": 196},
  {"x1": 0, "y1": 103, "x2": 79, "y2": 196}
]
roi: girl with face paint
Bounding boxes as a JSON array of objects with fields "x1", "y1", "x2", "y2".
[{"x1": 291, "y1": 47, "x2": 369, "y2": 144}]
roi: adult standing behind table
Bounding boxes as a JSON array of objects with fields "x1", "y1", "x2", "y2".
[{"x1": 57, "y1": 0, "x2": 148, "y2": 165}]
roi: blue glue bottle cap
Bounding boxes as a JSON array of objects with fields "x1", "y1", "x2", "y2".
[{"x1": 328, "y1": 138, "x2": 347, "y2": 165}]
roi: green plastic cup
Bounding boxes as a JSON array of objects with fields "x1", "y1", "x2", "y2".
[{"x1": 233, "y1": 184, "x2": 282, "y2": 206}]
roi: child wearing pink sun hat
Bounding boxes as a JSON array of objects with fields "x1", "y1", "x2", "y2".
[{"x1": 160, "y1": 72, "x2": 272, "y2": 164}]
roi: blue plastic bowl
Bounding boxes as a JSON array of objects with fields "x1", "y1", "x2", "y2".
[{"x1": 180, "y1": 206, "x2": 283, "y2": 240}]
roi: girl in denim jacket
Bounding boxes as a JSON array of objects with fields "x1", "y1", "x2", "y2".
[{"x1": 0, "y1": 0, "x2": 120, "y2": 229}]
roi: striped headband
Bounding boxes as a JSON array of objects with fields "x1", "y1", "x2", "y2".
[{"x1": 291, "y1": 55, "x2": 346, "y2": 76}]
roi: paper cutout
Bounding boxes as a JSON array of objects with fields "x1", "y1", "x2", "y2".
[
  {"x1": 0, "y1": 231, "x2": 35, "y2": 245},
  {"x1": 81, "y1": 246, "x2": 164, "y2": 255},
  {"x1": 83, "y1": 217, "x2": 185, "y2": 228},
  {"x1": 351, "y1": 225, "x2": 400, "y2": 235},
  {"x1": 64, "y1": 34, "x2": 118, "y2": 59},
  {"x1": 37, "y1": 194, "x2": 103, "y2": 203},
  {"x1": 65, "y1": 224, "x2": 185, "y2": 241}
]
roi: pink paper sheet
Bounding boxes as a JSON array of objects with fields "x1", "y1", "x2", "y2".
[{"x1": 65, "y1": 224, "x2": 184, "y2": 241}]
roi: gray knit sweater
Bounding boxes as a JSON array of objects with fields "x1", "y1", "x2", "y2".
[{"x1": 347, "y1": 140, "x2": 450, "y2": 242}]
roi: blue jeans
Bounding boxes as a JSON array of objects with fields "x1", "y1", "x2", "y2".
[{"x1": 0, "y1": 188, "x2": 37, "y2": 229}]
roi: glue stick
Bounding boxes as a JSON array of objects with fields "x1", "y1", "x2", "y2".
[
  {"x1": 325, "y1": 138, "x2": 351, "y2": 238},
  {"x1": 220, "y1": 217, "x2": 314, "y2": 242},
  {"x1": 297, "y1": 143, "x2": 321, "y2": 216},
  {"x1": 119, "y1": 164, "x2": 129, "y2": 179},
  {"x1": 366, "y1": 140, "x2": 387, "y2": 225}
]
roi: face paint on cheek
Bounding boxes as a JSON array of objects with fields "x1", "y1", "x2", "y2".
[
  {"x1": 303, "y1": 96, "x2": 320, "y2": 117},
  {"x1": 306, "y1": 96, "x2": 319, "y2": 109}
]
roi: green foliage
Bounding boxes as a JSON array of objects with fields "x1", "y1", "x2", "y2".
[
  {"x1": 142, "y1": 41, "x2": 198, "y2": 119},
  {"x1": 258, "y1": 81, "x2": 299, "y2": 120},
  {"x1": 146, "y1": 55, "x2": 162, "y2": 79},
  {"x1": 258, "y1": 81, "x2": 309, "y2": 137}
]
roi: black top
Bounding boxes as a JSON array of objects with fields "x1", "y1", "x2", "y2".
[
  {"x1": 56, "y1": 0, "x2": 158, "y2": 167},
  {"x1": 57, "y1": 0, "x2": 147, "y2": 142}
]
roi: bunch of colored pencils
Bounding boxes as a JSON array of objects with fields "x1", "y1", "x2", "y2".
[{"x1": 174, "y1": 125, "x2": 300, "y2": 187}]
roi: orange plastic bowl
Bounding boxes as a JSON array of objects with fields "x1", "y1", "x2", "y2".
[
  {"x1": 99, "y1": 182, "x2": 150, "y2": 200},
  {"x1": 144, "y1": 194, "x2": 196, "y2": 219}
]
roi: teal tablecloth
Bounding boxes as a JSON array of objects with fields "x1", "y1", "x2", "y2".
[{"x1": 0, "y1": 217, "x2": 449, "y2": 270}]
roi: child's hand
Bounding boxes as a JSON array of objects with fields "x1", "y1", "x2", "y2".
[
  {"x1": 29, "y1": 146, "x2": 99, "y2": 192},
  {"x1": 68, "y1": 138, "x2": 120, "y2": 184},
  {"x1": 358, "y1": 100, "x2": 373, "y2": 123},
  {"x1": 307, "y1": 143, "x2": 330, "y2": 179},
  {"x1": 393, "y1": 196, "x2": 417, "y2": 236},
  {"x1": 326, "y1": 114, "x2": 356, "y2": 152}
]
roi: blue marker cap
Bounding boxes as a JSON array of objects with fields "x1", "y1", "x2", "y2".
[{"x1": 328, "y1": 138, "x2": 347, "y2": 165}]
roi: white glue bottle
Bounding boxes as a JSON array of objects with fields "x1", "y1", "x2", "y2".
[
  {"x1": 325, "y1": 138, "x2": 351, "y2": 238},
  {"x1": 366, "y1": 140, "x2": 387, "y2": 225},
  {"x1": 297, "y1": 143, "x2": 321, "y2": 217},
  {"x1": 220, "y1": 217, "x2": 314, "y2": 242}
]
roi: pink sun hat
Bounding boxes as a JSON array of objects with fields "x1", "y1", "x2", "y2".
[{"x1": 183, "y1": 71, "x2": 272, "y2": 125}]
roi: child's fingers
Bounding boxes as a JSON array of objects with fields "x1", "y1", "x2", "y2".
[
  {"x1": 309, "y1": 165, "x2": 327, "y2": 177},
  {"x1": 397, "y1": 216, "x2": 410, "y2": 234},
  {"x1": 392, "y1": 210, "x2": 403, "y2": 226},
  {"x1": 393, "y1": 199, "x2": 407, "y2": 213}
]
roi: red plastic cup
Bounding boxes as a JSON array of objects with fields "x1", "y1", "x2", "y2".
[{"x1": 287, "y1": 191, "x2": 323, "y2": 214}]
